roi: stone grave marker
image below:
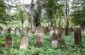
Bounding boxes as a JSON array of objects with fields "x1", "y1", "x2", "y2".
[
  {"x1": 5, "y1": 27, "x2": 12, "y2": 48},
  {"x1": 5, "y1": 35, "x2": 12, "y2": 48},
  {"x1": 50, "y1": 29, "x2": 58, "y2": 48},
  {"x1": 74, "y1": 26, "x2": 81, "y2": 46},
  {"x1": 20, "y1": 36, "x2": 28, "y2": 49},
  {"x1": 50, "y1": 29, "x2": 65, "y2": 48},
  {"x1": 57, "y1": 29, "x2": 65, "y2": 45},
  {"x1": 34, "y1": 27, "x2": 44, "y2": 47}
]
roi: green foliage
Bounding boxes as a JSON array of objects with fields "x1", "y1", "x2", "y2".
[
  {"x1": 46, "y1": 0, "x2": 64, "y2": 27},
  {"x1": 34, "y1": 0, "x2": 42, "y2": 27},
  {"x1": 0, "y1": 0, "x2": 9, "y2": 25},
  {"x1": 14, "y1": 7, "x2": 27, "y2": 21},
  {"x1": 71, "y1": 9, "x2": 85, "y2": 26},
  {"x1": 71, "y1": 0, "x2": 85, "y2": 26},
  {"x1": 0, "y1": 32, "x2": 85, "y2": 55}
]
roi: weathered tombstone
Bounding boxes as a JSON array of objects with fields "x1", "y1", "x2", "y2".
[
  {"x1": 50, "y1": 29, "x2": 58, "y2": 48},
  {"x1": 15, "y1": 27, "x2": 21, "y2": 36},
  {"x1": 5, "y1": 35, "x2": 12, "y2": 48},
  {"x1": 0, "y1": 27, "x2": 3, "y2": 34},
  {"x1": 74, "y1": 26, "x2": 81, "y2": 46},
  {"x1": 50, "y1": 28, "x2": 65, "y2": 48},
  {"x1": 34, "y1": 27, "x2": 44, "y2": 47},
  {"x1": 57, "y1": 29, "x2": 65, "y2": 45},
  {"x1": 20, "y1": 36, "x2": 28, "y2": 49},
  {"x1": 5, "y1": 27, "x2": 12, "y2": 48}
]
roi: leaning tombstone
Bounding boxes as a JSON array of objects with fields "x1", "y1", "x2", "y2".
[
  {"x1": 74, "y1": 26, "x2": 81, "y2": 46},
  {"x1": 5, "y1": 27, "x2": 12, "y2": 48},
  {"x1": 15, "y1": 27, "x2": 21, "y2": 36},
  {"x1": 34, "y1": 27, "x2": 44, "y2": 47},
  {"x1": 20, "y1": 36, "x2": 28, "y2": 49}
]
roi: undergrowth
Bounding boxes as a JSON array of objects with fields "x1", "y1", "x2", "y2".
[{"x1": 0, "y1": 32, "x2": 85, "y2": 55}]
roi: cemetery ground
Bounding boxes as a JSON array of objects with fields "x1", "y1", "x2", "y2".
[{"x1": 0, "y1": 32, "x2": 85, "y2": 55}]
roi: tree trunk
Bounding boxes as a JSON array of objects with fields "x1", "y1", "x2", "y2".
[
  {"x1": 65, "y1": 19, "x2": 69, "y2": 35},
  {"x1": 21, "y1": 19, "x2": 24, "y2": 37},
  {"x1": 65, "y1": 0, "x2": 69, "y2": 36},
  {"x1": 31, "y1": 0, "x2": 34, "y2": 33}
]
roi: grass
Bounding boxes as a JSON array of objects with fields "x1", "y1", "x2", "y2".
[{"x1": 0, "y1": 32, "x2": 85, "y2": 55}]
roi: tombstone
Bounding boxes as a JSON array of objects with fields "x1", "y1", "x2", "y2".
[
  {"x1": 34, "y1": 27, "x2": 44, "y2": 47},
  {"x1": 0, "y1": 27, "x2": 3, "y2": 34},
  {"x1": 74, "y1": 26, "x2": 81, "y2": 46},
  {"x1": 15, "y1": 27, "x2": 21, "y2": 36},
  {"x1": 20, "y1": 36, "x2": 28, "y2": 49},
  {"x1": 57, "y1": 29, "x2": 65, "y2": 45},
  {"x1": 51, "y1": 31, "x2": 58, "y2": 48},
  {"x1": 5, "y1": 35, "x2": 12, "y2": 48},
  {"x1": 50, "y1": 29, "x2": 65, "y2": 48},
  {"x1": 5, "y1": 27, "x2": 12, "y2": 48}
]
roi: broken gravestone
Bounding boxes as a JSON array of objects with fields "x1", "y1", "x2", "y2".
[
  {"x1": 5, "y1": 27, "x2": 12, "y2": 48},
  {"x1": 20, "y1": 36, "x2": 28, "y2": 49},
  {"x1": 34, "y1": 27, "x2": 44, "y2": 47}
]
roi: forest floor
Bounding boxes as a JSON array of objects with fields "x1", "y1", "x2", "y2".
[{"x1": 0, "y1": 32, "x2": 85, "y2": 55}]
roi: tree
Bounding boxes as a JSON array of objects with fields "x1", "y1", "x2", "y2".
[
  {"x1": 71, "y1": 0, "x2": 85, "y2": 26},
  {"x1": 14, "y1": 7, "x2": 28, "y2": 33},
  {"x1": 31, "y1": 0, "x2": 35, "y2": 32},
  {"x1": 46, "y1": 0, "x2": 64, "y2": 28},
  {"x1": 34, "y1": 0, "x2": 42, "y2": 27},
  {"x1": 64, "y1": 0, "x2": 70, "y2": 35},
  {"x1": 0, "y1": 0, "x2": 8, "y2": 25}
]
